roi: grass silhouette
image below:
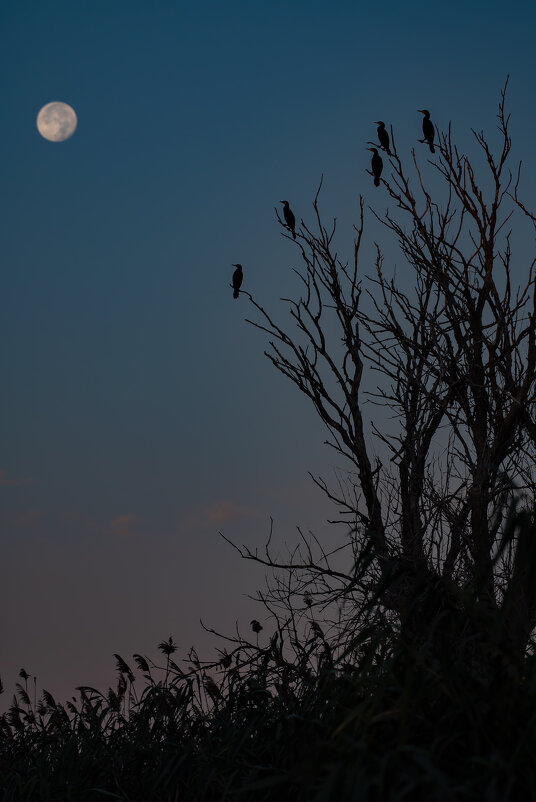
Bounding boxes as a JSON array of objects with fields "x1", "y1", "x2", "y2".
[{"x1": 1, "y1": 509, "x2": 536, "y2": 800}]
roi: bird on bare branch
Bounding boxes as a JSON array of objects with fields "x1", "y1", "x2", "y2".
[
  {"x1": 232, "y1": 263, "x2": 243, "y2": 299},
  {"x1": 280, "y1": 200, "x2": 296, "y2": 239},
  {"x1": 418, "y1": 109, "x2": 435, "y2": 153},
  {"x1": 367, "y1": 147, "x2": 383, "y2": 186},
  {"x1": 375, "y1": 121, "x2": 391, "y2": 155}
]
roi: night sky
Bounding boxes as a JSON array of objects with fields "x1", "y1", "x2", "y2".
[{"x1": 1, "y1": 0, "x2": 535, "y2": 702}]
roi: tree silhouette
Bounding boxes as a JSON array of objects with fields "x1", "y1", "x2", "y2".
[
  {"x1": 6, "y1": 84, "x2": 536, "y2": 801},
  {"x1": 236, "y1": 81, "x2": 536, "y2": 667}
]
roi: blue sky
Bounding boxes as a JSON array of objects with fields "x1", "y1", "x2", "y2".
[{"x1": 1, "y1": 0, "x2": 535, "y2": 702}]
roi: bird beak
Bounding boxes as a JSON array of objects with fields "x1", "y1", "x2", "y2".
[{"x1": 417, "y1": 109, "x2": 424, "y2": 114}]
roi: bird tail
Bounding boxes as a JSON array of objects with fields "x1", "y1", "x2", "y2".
[
  {"x1": 429, "y1": 143, "x2": 435, "y2": 154},
  {"x1": 233, "y1": 289, "x2": 239, "y2": 299},
  {"x1": 374, "y1": 176, "x2": 380, "y2": 187},
  {"x1": 292, "y1": 231, "x2": 296, "y2": 240}
]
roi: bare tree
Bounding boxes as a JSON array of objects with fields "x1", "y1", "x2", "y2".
[{"x1": 232, "y1": 82, "x2": 536, "y2": 667}]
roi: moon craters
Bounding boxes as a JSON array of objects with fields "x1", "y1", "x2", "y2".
[{"x1": 37, "y1": 102, "x2": 77, "y2": 142}]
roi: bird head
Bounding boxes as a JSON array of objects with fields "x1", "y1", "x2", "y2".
[
  {"x1": 418, "y1": 109, "x2": 430, "y2": 116},
  {"x1": 280, "y1": 200, "x2": 288, "y2": 205},
  {"x1": 374, "y1": 121, "x2": 385, "y2": 126},
  {"x1": 367, "y1": 147, "x2": 378, "y2": 154},
  {"x1": 232, "y1": 263, "x2": 242, "y2": 269}
]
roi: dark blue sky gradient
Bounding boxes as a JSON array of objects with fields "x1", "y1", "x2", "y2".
[{"x1": 1, "y1": 0, "x2": 535, "y2": 701}]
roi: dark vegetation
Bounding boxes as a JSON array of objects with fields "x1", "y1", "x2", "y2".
[{"x1": 3, "y1": 83, "x2": 536, "y2": 800}]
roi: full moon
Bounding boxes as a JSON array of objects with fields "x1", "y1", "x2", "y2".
[{"x1": 36, "y1": 102, "x2": 77, "y2": 142}]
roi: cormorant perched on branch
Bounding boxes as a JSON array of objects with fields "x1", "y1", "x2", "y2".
[
  {"x1": 375, "y1": 121, "x2": 391, "y2": 155},
  {"x1": 418, "y1": 109, "x2": 435, "y2": 153},
  {"x1": 232, "y1": 263, "x2": 243, "y2": 299},
  {"x1": 280, "y1": 200, "x2": 296, "y2": 239},
  {"x1": 367, "y1": 148, "x2": 383, "y2": 187}
]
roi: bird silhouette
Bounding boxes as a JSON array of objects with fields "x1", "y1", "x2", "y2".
[
  {"x1": 375, "y1": 121, "x2": 391, "y2": 155},
  {"x1": 280, "y1": 200, "x2": 296, "y2": 239},
  {"x1": 418, "y1": 109, "x2": 435, "y2": 153},
  {"x1": 367, "y1": 147, "x2": 383, "y2": 187},
  {"x1": 232, "y1": 263, "x2": 243, "y2": 299}
]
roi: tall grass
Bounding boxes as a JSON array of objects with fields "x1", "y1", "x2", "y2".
[
  {"x1": 2, "y1": 606, "x2": 535, "y2": 800},
  {"x1": 2, "y1": 510, "x2": 536, "y2": 800}
]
